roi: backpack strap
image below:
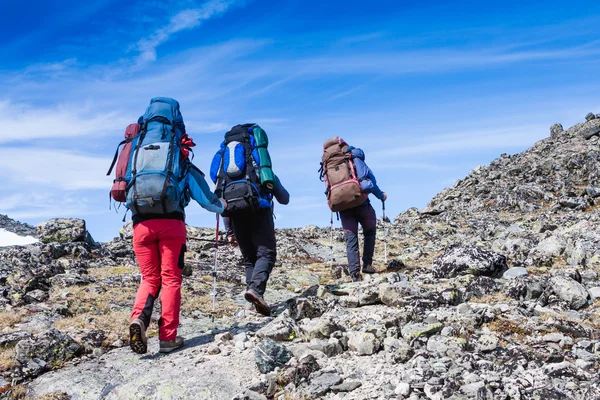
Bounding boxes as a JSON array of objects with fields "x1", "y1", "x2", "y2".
[
  {"x1": 106, "y1": 138, "x2": 132, "y2": 176},
  {"x1": 130, "y1": 122, "x2": 148, "y2": 214},
  {"x1": 160, "y1": 124, "x2": 177, "y2": 214}
]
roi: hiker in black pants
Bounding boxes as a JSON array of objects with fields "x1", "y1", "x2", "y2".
[
  {"x1": 339, "y1": 147, "x2": 386, "y2": 282},
  {"x1": 229, "y1": 177, "x2": 289, "y2": 315},
  {"x1": 210, "y1": 123, "x2": 289, "y2": 316}
]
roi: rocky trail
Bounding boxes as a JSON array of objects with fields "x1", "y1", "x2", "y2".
[{"x1": 2, "y1": 114, "x2": 600, "y2": 399}]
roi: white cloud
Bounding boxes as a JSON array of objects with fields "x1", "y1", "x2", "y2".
[
  {"x1": 0, "y1": 101, "x2": 130, "y2": 143},
  {"x1": 136, "y1": 0, "x2": 243, "y2": 63},
  {"x1": 0, "y1": 148, "x2": 111, "y2": 190}
]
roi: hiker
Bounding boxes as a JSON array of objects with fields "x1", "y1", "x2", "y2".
[
  {"x1": 108, "y1": 98, "x2": 225, "y2": 354},
  {"x1": 320, "y1": 137, "x2": 386, "y2": 282},
  {"x1": 210, "y1": 124, "x2": 289, "y2": 316}
]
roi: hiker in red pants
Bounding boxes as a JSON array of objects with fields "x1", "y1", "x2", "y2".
[{"x1": 110, "y1": 98, "x2": 225, "y2": 354}]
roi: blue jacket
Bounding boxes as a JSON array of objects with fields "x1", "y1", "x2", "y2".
[
  {"x1": 272, "y1": 174, "x2": 290, "y2": 205},
  {"x1": 186, "y1": 164, "x2": 226, "y2": 213},
  {"x1": 348, "y1": 147, "x2": 384, "y2": 201}
]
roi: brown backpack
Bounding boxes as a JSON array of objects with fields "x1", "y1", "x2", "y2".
[{"x1": 320, "y1": 136, "x2": 367, "y2": 212}]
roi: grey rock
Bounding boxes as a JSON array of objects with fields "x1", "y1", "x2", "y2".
[
  {"x1": 476, "y1": 335, "x2": 499, "y2": 352},
  {"x1": 301, "y1": 372, "x2": 342, "y2": 397},
  {"x1": 426, "y1": 335, "x2": 466, "y2": 356},
  {"x1": 0, "y1": 331, "x2": 33, "y2": 347},
  {"x1": 502, "y1": 267, "x2": 528, "y2": 279},
  {"x1": 287, "y1": 296, "x2": 328, "y2": 320},
  {"x1": 550, "y1": 123, "x2": 564, "y2": 139},
  {"x1": 379, "y1": 281, "x2": 421, "y2": 306},
  {"x1": 433, "y1": 246, "x2": 507, "y2": 278},
  {"x1": 15, "y1": 328, "x2": 83, "y2": 371},
  {"x1": 331, "y1": 380, "x2": 361, "y2": 393},
  {"x1": 37, "y1": 218, "x2": 95, "y2": 245},
  {"x1": 255, "y1": 339, "x2": 292, "y2": 374},
  {"x1": 401, "y1": 322, "x2": 444, "y2": 341},
  {"x1": 549, "y1": 276, "x2": 589, "y2": 309},
  {"x1": 586, "y1": 112, "x2": 596, "y2": 121},
  {"x1": 301, "y1": 317, "x2": 340, "y2": 340},
  {"x1": 256, "y1": 312, "x2": 298, "y2": 341},
  {"x1": 348, "y1": 332, "x2": 380, "y2": 355},
  {"x1": 307, "y1": 338, "x2": 343, "y2": 357},
  {"x1": 589, "y1": 287, "x2": 600, "y2": 300},
  {"x1": 384, "y1": 337, "x2": 414, "y2": 364}
]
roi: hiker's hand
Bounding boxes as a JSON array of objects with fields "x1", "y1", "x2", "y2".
[
  {"x1": 382, "y1": 193, "x2": 388, "y2": 202},
  {"x1": 227, "y1": 235, "x2": 238, "y2": 247}
]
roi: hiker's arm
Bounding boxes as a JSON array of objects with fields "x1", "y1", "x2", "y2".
[
  {"x1": 187, "y1": 166, "x2": 225, "y2": 213},
  {"x1": 366, "y1": 169, "x2": 385, "y2": 200},
  {"x1": 357, "y1": 159, "x2": 384, "y2": 200},
  {"x1": 272, "y1": 175, "x2": 290, "y2": 205}
]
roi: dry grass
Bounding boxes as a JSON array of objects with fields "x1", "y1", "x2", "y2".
[
  {"x1": 181, "y1": 294, "x2": 238, "y2": 318},
  {"x1": 1, "y1": 384, "x2": 26, "y2": 399},
  {"x1": 87, "y1": 265, "x2": 137, "y2": 280},
  {"x1": 0, "y1": 348, "x2": 18, "y2": 372},
  {"x1": 488, "y1": 317, "x2": 532, "y2": 340},
  {"x1": 0, "y1": 311, "x2": 27, "y2": 331},
  {"x1": 53, "y1": 311, "x2": 130, "y2": 339}
]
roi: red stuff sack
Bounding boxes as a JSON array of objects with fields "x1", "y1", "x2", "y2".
[{"x1": 107, "y1": 123, "x2": 141, "y2": 203}]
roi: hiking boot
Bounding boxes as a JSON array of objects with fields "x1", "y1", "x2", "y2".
[
  {"x1": 351, "y1": 272, "x2": 362, "y2": 282},
  {"x1": 159, "y1": 336, "x2": 184, "y2": 353},
  {"x1": 362, "y1": 264, "x2": 377, "y2": 274},
  {"x1": 129, "y1": 318, "x2": 148, "y2": 354},
  {"x1": 244, "y1": 288, "x2": 271, "y2": 317}
]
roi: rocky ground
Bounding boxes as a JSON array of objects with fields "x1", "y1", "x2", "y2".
[{"x1": 2, "y1": 114, "x2": 600, "y2": 399}]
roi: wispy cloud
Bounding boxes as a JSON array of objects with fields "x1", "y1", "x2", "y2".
[
  {"x1": 0, "y1": 101, "x2": 130, "y2": 143},
  {"x1": 136, "y1": 0, "x2": 243, "y2": 63},
  {"x1": 0, "y1": 148, "x2": 111, "y2": 190}
]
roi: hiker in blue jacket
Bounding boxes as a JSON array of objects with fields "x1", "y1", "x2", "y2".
[
  {"x1": 210, "y1": 124, "x2": 289, "y2": 316},
  {"x1": 342, "y1": 146, "x2": 387, "y2": 282}
]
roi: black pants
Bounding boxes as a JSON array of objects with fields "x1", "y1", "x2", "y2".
[
  {"x1": 339, "y1": 203, "x2": 377, "y2": 275},
  {"x1": 230, "y1": 209, "x2": 276, "y2": 295}
]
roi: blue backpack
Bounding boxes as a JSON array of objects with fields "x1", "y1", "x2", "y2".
[
  {"x1": 210, "y1": 124, "x2": 272, "y2": 216},
  {"x1": 125, "y1": 97, "x2": 188, "y2": 215}
]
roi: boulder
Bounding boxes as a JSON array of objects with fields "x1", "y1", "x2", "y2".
[
  {"x1": 15, "y1": 329, "x2": 83, "y2": 369},
  {"x1": 379, "y1": 281, "x2": 421, "y2": 306},
  {"x1": 433, "y1": 246, "x2": 507, "y2": 278},
  {"x1": 549, "y1": 276, "x2": 589, "y2": 310},
  {"x1": 37, "y1": 219, "x2": 95, "y2": 245}
]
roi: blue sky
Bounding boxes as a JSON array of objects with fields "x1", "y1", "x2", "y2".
[{"x1": 1, "y1": 0, "x2": 599, "y2": 241}]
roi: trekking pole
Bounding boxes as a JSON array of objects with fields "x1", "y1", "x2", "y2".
[
  {"x1": 382, "y1": 200, "x2": 387, "y2": 265},
  {"x1": 212, "y1": 214, "x2": 220, "y2": 314},
  {"x1": 329, "y1": 211, "x2": 334, "y2": 274}
]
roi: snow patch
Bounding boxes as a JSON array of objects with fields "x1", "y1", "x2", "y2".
[{"x1": 0, "y1": 229, "x2": 38, "y2": 247}]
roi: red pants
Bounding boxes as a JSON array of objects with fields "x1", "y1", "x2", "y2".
[{"x1": 130, "y1": 219, "x2": 186, "y2": 341}]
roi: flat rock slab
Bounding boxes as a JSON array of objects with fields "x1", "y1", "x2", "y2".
[{"x1": 27, "y1": 321, "x2": 256, "y2": 400}]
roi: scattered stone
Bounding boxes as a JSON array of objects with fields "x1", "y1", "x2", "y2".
[
  {"x1": 255, "y1": 339, "x2": 292, "y2": 374},
  {"x1": 301, "y1": 372, "x2": 342, "y2": 397},
  {"x1": 348, "y1": 332, "x2": 380, "y2": 356},
  {"x1": 401, "y1": 322, "x2": 444, "y2": 341},
  {"x1": 502, "y1": 267, "x2": 528, "y2": 279},
  {"x1": 331, "y1": 380, "x2": 362, "y2": 393}
]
